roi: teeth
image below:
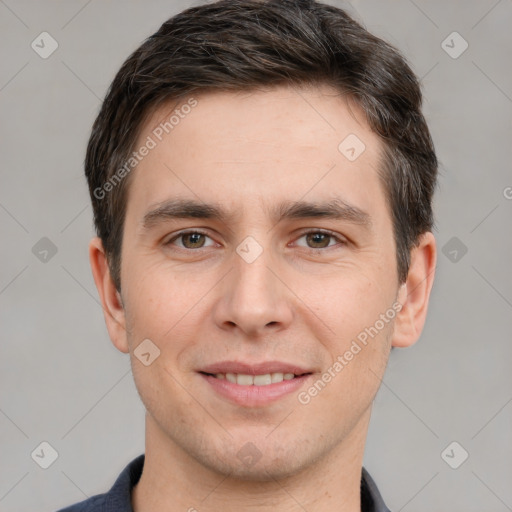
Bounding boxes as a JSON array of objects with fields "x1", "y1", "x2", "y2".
[
  {"x1": 237, "y1": 374, "x2": 254, "y2": 385},
  {"x1": 253, "y1": 374, "x2": 272, "y2": 386},
  {"x1": 214, "y1": 372, "x2": 298, "y2": 385}
]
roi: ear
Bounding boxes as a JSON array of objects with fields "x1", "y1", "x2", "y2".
[
  {"x1": 89, "y1": 237, "x2": 129, "y2": 353},
  {"x1": 392, "y1": 231, "x2": 437, "y2": 348}
]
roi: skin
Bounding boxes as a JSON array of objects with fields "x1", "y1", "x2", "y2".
[{"x1": 90, "y1": 84, "x2": 436, "y2": 512}]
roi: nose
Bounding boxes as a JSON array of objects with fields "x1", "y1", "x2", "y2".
[{"x1": 212, "y1": 243, "x2": 293, "y2": 337}]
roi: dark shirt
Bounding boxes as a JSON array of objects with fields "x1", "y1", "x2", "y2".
[{"x1": 57, "y1": 454, "x2": 391, "y2": 511}]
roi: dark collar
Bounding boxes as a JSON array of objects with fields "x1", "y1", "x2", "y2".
[
  {"x1": 361, "y1": 466, "x2": 391, "y2": 512},
  {"x1": 60, "y1": 454, "x2": 391, "y2": 511}
]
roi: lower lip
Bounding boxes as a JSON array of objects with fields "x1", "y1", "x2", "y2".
[{"x1": 199, "y1": 373, "x2": 312, "y2": 407}]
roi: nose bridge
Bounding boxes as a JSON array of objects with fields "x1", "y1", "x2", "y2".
[
  {"x1": 234, "y1": 248, "x2": 273, "y2": 305},
  {"x1": 232, "y1": 239, "x2": 277, "y2": 309},
  {"x1": 214, "y1": 235, "x2": 293, "y2": 334}
]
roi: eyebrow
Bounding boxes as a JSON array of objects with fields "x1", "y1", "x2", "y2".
[{"x1": 141, "y1": 198, "x2": 372, "y2": 230}]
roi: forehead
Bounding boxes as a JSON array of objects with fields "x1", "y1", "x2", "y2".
[{"x1": 127, "y1": 84, "x2": 387, "y2": 223}]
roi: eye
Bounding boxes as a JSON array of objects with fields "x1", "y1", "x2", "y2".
[
  {"x1": 294, "y1": 230, "x2": 346, "y2": 250},
  {"x1": 166, "y1": 230, "x2": 216, "y2": 249}
]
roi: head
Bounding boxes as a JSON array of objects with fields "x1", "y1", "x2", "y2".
[{"x1": 88, "y1": 0, "x2": 437, "y2": 480}]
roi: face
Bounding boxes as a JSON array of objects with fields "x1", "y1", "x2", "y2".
[{"x1": 103, "y1": 85, "x2": 407, "y2": 479}]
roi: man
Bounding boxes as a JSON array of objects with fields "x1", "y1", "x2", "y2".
[{"x1": 58, "y1": 0, "x2": 437, "y2": 510}]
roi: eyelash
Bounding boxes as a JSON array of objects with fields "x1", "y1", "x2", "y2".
[{"x1": 164, "y1": 229, "x2": 347, "y2": 252}]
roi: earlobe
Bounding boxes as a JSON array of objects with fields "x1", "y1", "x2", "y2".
[
  {"x1": 88, "y1": 237, "x2": 130, "y2": 354},
  {"x1": 391, "y1": 232, "x2": 437, "y2": 348}
]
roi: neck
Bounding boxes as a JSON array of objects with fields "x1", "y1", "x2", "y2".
[{"x1": 132, "y1": 409, "x2": 371, "y2": 512}]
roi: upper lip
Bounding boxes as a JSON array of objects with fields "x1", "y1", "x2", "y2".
[{"x1": 199, "y1": 360, "x2": 313, "y2": 376}]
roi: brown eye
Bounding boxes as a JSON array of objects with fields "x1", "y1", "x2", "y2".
[
  {"x1": 293, "y1": 230, "x2": 346, "y2": 251},
  {"x1": 181, "y1": 232, "x2": 206, "y2": 248},
  {"x1": 305, "y1": 232, "x2": 332, "y2": 248},
  {"x1": 167, "y1": 231, "x2": 215, "y2": 249}
]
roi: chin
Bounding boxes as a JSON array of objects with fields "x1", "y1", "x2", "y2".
[{"x1": 193, "y1": 434, "x2": 319, "y2": 482}]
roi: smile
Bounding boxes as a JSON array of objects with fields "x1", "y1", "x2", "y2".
[
  {"x1": 199, "y1": 372, "x2": 313, "y2": 407},
  {"x1": 207, "y1": 372, "x2": 297, "y2": 386}
]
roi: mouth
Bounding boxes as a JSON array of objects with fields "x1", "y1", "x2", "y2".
[
  {"x1": 198, "y1": 366, "x2": 314, "y2": 408},
  {"x1": 197, "y1": 361, "x2": 314, "y2": 407},
  {"x1": 199, "y1": 371, "x2": 311, "y2": 386}
]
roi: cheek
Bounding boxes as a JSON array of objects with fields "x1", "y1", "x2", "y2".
[
  {"x1": 124, "y1": 269, "x2": 202, "y2": 414},
  {"x1": 302, "y1": 270, "x2": 394, "y2": 342},
  {"x1": 122, "y1": 260, "x2": 212, "y2": 368},
  {"x1": 122, "y1": 263, "x2": 179, "y2": 341}
]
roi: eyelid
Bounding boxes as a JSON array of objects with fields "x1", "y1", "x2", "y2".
[
  {"x1": 164, "y1": 228, "x2": 347, "y2": 250},
  {"x1": 291, "y1": 229, "x2": 348, "y2": 249},
  {"x1": 165, "y1": 228, "x2": 217, "y2": 248}
]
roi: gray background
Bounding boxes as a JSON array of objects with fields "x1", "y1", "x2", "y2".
[{"x1": 1, "y1": 0, "x2": 511, "y2": 511}]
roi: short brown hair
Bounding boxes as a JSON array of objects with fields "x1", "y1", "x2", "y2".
[{"x1": 85, "y1": 0, "x2": 437, "y2": 291}]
